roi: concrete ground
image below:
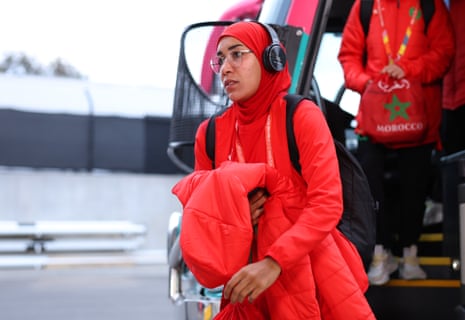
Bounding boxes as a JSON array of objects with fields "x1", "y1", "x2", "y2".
[{"x1": 0, "y1": 265, "x2": 180, "y2": 320}]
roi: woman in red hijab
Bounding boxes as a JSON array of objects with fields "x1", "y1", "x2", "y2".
[{"x1": 188, "y1": 21, "x2": 374, "y2": 319}]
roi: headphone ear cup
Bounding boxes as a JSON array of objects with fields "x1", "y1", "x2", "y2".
[{"x1": 262, "y1": 43, "x2": 287, "y2": 72}]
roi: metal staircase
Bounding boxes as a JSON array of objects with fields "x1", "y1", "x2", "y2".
[{"x1": 366, "y1": 152, "x2": 465, "y2": 320}]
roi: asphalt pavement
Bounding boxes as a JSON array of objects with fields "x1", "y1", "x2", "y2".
[{"x1": 0, "y1": 264, "x2": 180, "y2": 320}]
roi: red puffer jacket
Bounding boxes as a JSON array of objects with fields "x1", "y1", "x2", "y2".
[
  {"x1": 443, "y1": 0, "x2": 465, "y2": 110},
  {"x1": 173, "y1": 161, "x2": 319, "y2": 319},
  {"x1": 172, "y1": 161, "x2": 374, "y2": 319},
  {"x1": 338, "y1": 0, "x2": 455, "y2": 148}
]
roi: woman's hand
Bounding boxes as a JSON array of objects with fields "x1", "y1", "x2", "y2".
[
  {"x1": 381, "y1": 63, "x2": 405, "y2": 79},
  {"x1": 248, "y1": 188, "x2": 268, "y2": 226},
  {"x1": 223, "y1": 257, "x2": 281, "y2": 303}
]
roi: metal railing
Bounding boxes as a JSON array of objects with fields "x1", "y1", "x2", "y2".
[{"x1": 0, "y1": 220, "x2": 152, "y2": 269}]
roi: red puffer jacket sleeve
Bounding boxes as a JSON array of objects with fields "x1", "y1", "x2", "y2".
[
  {"x1": 337, "y1": 0, "x2": 372, "y2": 93},
  {"x1": 265, "y1": 99, "x2": 344, "y2": 270},
  {"x1": 442, "y1": 0, "x2": 465, "y2": 110}
]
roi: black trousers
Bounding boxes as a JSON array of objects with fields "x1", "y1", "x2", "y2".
[{"x1": 357, "y1": 139, "x2": 434, "y2": 253}]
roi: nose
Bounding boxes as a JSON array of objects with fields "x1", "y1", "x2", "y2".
[{"x1": 220, "y1": 57, "x2": 234, "y2": 74}]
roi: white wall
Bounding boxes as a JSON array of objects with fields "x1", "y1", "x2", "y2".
[{"x1": 0, "y1": 167, "x2": 185, "y2": 251}]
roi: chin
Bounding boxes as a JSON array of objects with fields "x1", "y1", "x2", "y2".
[{"x1": 227, "y1": 93, "x2": 239, "y2": 102}]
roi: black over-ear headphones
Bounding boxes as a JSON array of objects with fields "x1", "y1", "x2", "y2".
[{"x1": 258, "y1": 22, "x2": 287, "y2": 73}]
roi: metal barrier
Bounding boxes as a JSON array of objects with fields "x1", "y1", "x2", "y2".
[
  {"x1": 440, "y1": 150, "x2": 465, "y2": 319},
  {"x1": 167, "y1": 211, "x2": 221, "y2": 318},
  {"x1": 458, "y1": 180, "x2": 465, "y2": 318},
  {"x1": 0, "y1": 220, "x2": 147, "y2": 254}
]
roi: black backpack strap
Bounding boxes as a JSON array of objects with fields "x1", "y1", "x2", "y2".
[
  {"x1": 205, "y1": 115, "x2": 216, "y2": 168},
  {"x1": 360, "y1": 0, "x2": 374, "y2": 36},
  {"x1": 205, "y1": 108, "x2": 229, "y2": 169},
  {"x1": 284, "y1": 94, "x2": 307, "y2": 174},
  {"x1": 420, "y1": 0, "x2": 435, "y2": 33}
]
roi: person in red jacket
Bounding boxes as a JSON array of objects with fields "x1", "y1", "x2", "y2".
[
  {"x1": 338, "y1": 0, "x2": 455, "y2": 285},
  {"x1": 188, "y1": 21, "x2": 374, "y2": 318},
  {"x1": 425, "y1": 0, "x2": 465, "y2": 229},
  {"x1": 442, "y1": 0, "x2": 465, "y2": 155}
]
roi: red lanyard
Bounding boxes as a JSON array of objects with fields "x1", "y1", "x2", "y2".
[
  {"x1": 233, "y1": 113, "x2": 275, "y2": 167},
  {"x1": 376, "y1": 0, "x2": 419, "y2": 64}
]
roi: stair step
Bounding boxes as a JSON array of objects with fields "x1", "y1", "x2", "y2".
[
  {"x1": 384, "y1": 279, "x2": 460, "y2": 288},
  {"x1": 419, "y1": 233, "x2": 443, "y2": 242},
  {"x1": 366, "y1": 284, "x2": 460, "y2": 320},
  {"x1": 388, "y1": 256, "x2": 451, "y2": 266},
  {"x1": 418, "y1": 256, "x2": 451, "y2": 266}
]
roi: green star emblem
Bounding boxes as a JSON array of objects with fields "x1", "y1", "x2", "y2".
[
  {"x1": 410, "y1": 7, "x2": 422, "y2": 20},
  {"x1": 384, "y1": 94, "x2": 410, "y2": 121}
]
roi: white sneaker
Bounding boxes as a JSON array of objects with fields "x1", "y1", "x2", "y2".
[
  {"x1": 399, "y1": 245, "x2": 427, "y2": 280},
  {"x1": 367, "y1": 245, "x2": 399, "y2": 285},
  {"x1": 386, "y1": 251, "x2": 399, "y2": 274}
]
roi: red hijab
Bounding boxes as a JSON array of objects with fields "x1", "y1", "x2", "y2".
[{"x1": 217, "y1": 21, "x2": 291, "y2": 124}]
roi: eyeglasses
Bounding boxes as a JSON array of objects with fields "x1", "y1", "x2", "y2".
[{"x1": 210, "y1": 49, "x2": 253, "y2": 74}]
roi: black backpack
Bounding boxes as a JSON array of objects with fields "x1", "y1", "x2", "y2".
[
  {"x1": 360, "y1": 0, "x2": 435, "y2": 36},
  {"x1": 205, "y1": 94, "x2": 377, "y2": 270}
]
